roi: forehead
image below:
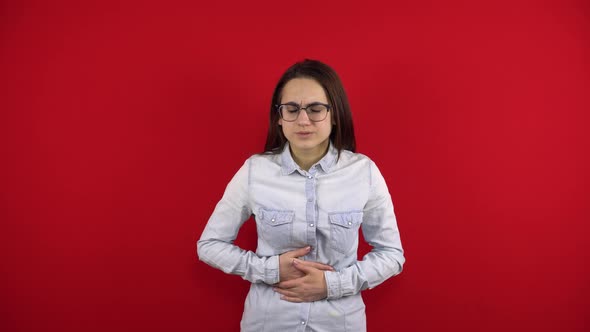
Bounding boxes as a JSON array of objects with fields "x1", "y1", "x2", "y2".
[{"x1": 281, "y1": 78, "x2": 328, "y2": 103}]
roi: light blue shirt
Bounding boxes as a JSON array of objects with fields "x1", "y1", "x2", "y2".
[{"x1": 197, "y1": 142, "x2": 405, "y2": 331}]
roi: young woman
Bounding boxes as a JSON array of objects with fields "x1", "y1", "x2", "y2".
[{"x1": 197, "y1": 59, "x2": 405, "y2": 331}]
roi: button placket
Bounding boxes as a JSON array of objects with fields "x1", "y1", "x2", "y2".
[
  {"x1": 300, "y1": 166, "x2": 319, "y2": 330},
  {"x1": 304, "y1": 168, "x2": 318, "y2": 261}
]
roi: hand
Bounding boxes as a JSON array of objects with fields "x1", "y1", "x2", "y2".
[
  {"x1": 279, "y1": 246, "x2": 334, "y2": 282},
  {"x1": 274, "y1": 258, "x2": 328, "y2": 303}
]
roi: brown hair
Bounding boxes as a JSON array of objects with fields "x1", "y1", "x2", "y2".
[{"x1": 263, "y1": 59, "x2": 356, "y2": 155}]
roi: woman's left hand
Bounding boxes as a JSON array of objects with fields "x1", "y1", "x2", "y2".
[{"x1": 273, "y1": 258, "x2": 328, "y2": 302}]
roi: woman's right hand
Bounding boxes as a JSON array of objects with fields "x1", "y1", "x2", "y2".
[{"x1": 278, "y1": 246, "x2": 334, "y2": 282}]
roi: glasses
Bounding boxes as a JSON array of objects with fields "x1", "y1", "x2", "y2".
[{"x1": 275, "y1": 102, "x2": 331, "y2": 122}]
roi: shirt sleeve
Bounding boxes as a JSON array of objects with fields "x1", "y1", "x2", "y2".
[
  {"x1": 325, "y1": 161, "x2": 405, "y2": 299},
  {"x1": 197, "y1": 158, "x2": 280, "y2": 285}
]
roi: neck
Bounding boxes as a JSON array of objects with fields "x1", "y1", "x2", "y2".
[{"x1": 290, "y1": 141, "x2": 330, "y2": 171}]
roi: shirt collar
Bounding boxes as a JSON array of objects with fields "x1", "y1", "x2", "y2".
[{"x1": 280, "y1": 142, "x2": 338, "y2": 175}]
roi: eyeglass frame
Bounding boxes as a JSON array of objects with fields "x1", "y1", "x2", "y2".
[{"x1": 275, "y1": 102, "x2": 332, "y2": 122}]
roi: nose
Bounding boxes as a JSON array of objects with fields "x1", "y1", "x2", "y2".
[{"x1": 296, "y1": 109, "x2": 311, "y2": 125}]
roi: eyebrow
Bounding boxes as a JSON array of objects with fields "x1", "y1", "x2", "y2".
[{"x1": 281, "y1": 101, "x2": 326, "y2": 106}]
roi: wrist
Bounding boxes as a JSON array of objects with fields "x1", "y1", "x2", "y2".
[{"x1": 265, "y1": 255, "x2": 280, "y2": 284}]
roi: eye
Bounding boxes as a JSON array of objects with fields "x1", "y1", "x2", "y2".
[
  {"x1": 308, "y1": 104, "x2": 327, "y2": 112},
  {"x1": 281, "y1": 104, "x2": 299, "y2": 113}
]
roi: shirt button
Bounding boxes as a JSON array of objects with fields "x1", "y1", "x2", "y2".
[
  {"x1": 271, "y1": 218, "x2": 276, "y2": 222},
  {"x1": 301, "y1": 321, "x2": 306, "y2": 325},
  {"x1": 307, "y1": 175, "x2": 312, "y2": 179},
  {"x1": 348, "y1": 221, "x2": 352, "y2": 226},
  {"x1": 309, "y1": 223, "x2": 314, "y2": 227},
  {"x1": 308, "y1": 198, "x2": 313, "y2": 202}
]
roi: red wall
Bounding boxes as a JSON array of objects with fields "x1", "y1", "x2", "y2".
[{"x1": 1, "y1": 1, "x2": 589, "y2": 331}]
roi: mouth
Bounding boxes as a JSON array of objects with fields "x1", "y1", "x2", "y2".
[{"x1": 295, "y1": 131, "x2": 313, "y2": 137}]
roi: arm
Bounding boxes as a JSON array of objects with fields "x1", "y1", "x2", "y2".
[
  {"x1": 197, "y1": 159, "x2": 334, "y2": 285},
  {"x1": 324, "y1": 161, "x2": 405, "y2": 299},
  {"x1": 197, "y1": 159, "x2": 280, "y2": 285}
]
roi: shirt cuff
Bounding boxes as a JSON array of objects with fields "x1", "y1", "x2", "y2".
[
  {"x1": 264, "y1": 255, "x2": 280, "y2": 285},
  {"x1": 324, "y1": 270, "x2": 354, "y2": 300}
]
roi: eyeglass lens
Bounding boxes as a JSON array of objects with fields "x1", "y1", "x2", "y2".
[{"x1": 279, "y1": 104, "x2": 328, "y2": 122}]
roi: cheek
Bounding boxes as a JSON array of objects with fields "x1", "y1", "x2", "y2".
[
  {"x1": 323, "y1": 122, "x2": 333, "y2": 135},
  {"x1": 280, "y1": 122, "x2": 290, "y2": 136}
]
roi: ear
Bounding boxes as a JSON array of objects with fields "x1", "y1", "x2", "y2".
[{"x1": 278, "y1": 118, "x2": 283, "y2": 126}]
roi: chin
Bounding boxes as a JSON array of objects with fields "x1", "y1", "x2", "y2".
[{"x1": 292, "y1": 140, "x2": 326, "y2": 151}]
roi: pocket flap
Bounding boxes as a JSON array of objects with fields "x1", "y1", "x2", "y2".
[
  {"x1": 259, "y1": 208, "x2": 295, "y2": 226},
  {"x1": 329, "y1": 211, "x2": 363, "y2": 228}
]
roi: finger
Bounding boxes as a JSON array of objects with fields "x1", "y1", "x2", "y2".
[
  {"x1": 316, "y1": 265, "x2": 335, "y2": 271},
  {"x1": 273, "y1": 287, "x2": 298, "y2": 298},
  {"x1": 288, "y1": 246, "x2": 311, "y2": 258},
  {"x1": 276, "y1": 278, "x2": 301, "y2": 289},
  {"x1": 300, "y1": 261, "x2": 335, "y2": 271},
  {"x1": 280, "y1": 295, "x2": 303, "y2": 303},
  {"x1": 292, "y1": 259, "x2": 315, "y2": 273}
]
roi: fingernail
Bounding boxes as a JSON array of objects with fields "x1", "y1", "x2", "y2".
[
  {"x1": 306, "y1": 246, "x2": 311, "y2": 251},
  {"x1": 293, "y1": 259, "x2": 300, "y2": 264}
]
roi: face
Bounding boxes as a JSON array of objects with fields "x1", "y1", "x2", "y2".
[{"x1": 278, "y1": 78, "x2": 333, "y2": 159}]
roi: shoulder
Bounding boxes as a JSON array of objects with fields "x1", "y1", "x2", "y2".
[
  {"x1": 225, "y1": 152, "x2": 277, "y2": 176},
  {"x1": 242, "y1": 152, "x2": 282, "y2": 171},
  {"x1": 335, "y1": 150, "x2": 385, "y2": 185},
  {"x1": 247, "y1": 152, "x2": 280, "y2": 163},
  {"x1": 336, "y1": 149, "x2": 376, "y2": 168}
]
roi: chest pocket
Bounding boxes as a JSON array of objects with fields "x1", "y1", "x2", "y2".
[
  {"x1": 329, "y1": 211, "x2": 363, "y2": 254},
  {"x1": 257, "y1": 208, "x2": 295, "y2": 249}
]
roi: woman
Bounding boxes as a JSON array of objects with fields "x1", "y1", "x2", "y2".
[{"x1": 197, "y1": 59, "x2": 405, "y2": 331}]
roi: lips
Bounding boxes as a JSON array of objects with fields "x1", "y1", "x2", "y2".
[{"x1": 295, "y1": 131, "x2": 313, "y2": 137}]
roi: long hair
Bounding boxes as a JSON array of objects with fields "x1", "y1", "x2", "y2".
[{"x1": 263, "y1": 59, "x2": 356, "y2": 155}]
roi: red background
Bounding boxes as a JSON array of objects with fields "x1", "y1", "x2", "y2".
[{"x1": 1, "y1": 1, "x2": 589, "y2": 331}]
